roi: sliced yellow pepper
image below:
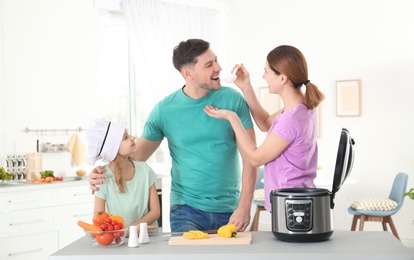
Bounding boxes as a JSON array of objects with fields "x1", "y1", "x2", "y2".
[
  {"x1": 183, "y1": 230, "x2": 209, "y2": 239},
  {"x1": 217, "y1": 223, "x2": 237, "y2": 238}
]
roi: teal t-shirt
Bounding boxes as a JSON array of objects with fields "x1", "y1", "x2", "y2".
[
  {"x1": 142, "y1": 86, "x2": 253, "y2": 212},
  {"x1": 94, "y1": 161, "x2": 157, "y2": 227}
]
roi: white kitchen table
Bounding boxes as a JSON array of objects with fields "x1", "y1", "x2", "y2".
[{"x1": 49, "y1": 231, "x2": 414, "y2": 260}]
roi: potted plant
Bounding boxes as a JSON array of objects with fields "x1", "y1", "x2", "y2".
[
  {"x1": 0, "y1": 167, "x2": 13, "y2": 182},
  {"x1": 404, "y1": 188, "x2": 414, "y2": 200}
]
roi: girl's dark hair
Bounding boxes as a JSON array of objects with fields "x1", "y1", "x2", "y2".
[
  {"x1": 267, "y1": 45, "x2": 325, "y2": 110},
  {"x1": 172, "y1": 39, "x2": 210, "y2": 71}
]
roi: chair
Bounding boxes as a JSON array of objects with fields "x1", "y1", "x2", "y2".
[
  {"x1": 250, "y1": 168, "x2": 266, "y2": 231},
  {"x1": 348, "y1": 172, "x2": 408, "y2": 240}
]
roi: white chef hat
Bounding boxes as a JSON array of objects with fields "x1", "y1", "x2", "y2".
[{"x1": 86, "y1": 119, "x2": 125, "y2": 165}]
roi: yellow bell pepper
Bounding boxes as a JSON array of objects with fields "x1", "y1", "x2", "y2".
[
  {"x1": 183, "y1": 230, "x2": 209, "y2": 239},
  {"x1": 110, "y1": 215, "x2": 125, "y2": 229},
  {"x1": 217, "y1": 223, "x2": 237, "y2": 238}
]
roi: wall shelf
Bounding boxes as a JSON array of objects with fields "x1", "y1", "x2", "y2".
[{"x1": 23, "y1": 127, "x2": 85, "y2": 135}]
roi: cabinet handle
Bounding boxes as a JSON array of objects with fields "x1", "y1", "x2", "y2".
[
  {"x1": 9, "y1": 219, "x2": 44, "y2": 226},
  {"x1": 73, "y1": 213, "x2": 93, "y2": 218},
  {"x1": 8, "y1": 248, "x2": 43, "y2": 256},
  {"x1": 8, "y1": 198, "x2": 37, "y2": 203},
  {"x1": 73, "y1": 193, "x2": 90, "y2": 196}
]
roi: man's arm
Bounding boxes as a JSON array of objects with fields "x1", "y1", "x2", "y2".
[
  {"x1": 229, "y1": 127, "x2": 258, "y2": 232},
  {"x1": 129, "y1": 137, "x2": 162, "y2": 162}
]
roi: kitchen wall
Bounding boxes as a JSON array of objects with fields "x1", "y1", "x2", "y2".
[
  {"x1": 0, "y1": 0, "x2": 104, "y2": 175},
  {"x1": 223, "y1": 0, "x2": 414, "y2": 246},
  {"x1": 0, "y1": 0, "x2": 4, "y2": 157},
  {"x1": 1, "y1": 0, "x2": 414, "y2": 246}
]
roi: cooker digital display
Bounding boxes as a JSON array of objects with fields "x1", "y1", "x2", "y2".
[{"x1": 285, "y1": 199, "x2": 312, "y2": 231}]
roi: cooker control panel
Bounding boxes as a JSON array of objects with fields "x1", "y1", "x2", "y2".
[{"x1": 285, "y1": 199, "x2": 312, "y2": 231}]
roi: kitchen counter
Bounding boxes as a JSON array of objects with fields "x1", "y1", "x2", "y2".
[
  {"x1": 0, "y1": 177, "x2": 90, "y2": 192},
  {"x1": 50, "y1": 231, "x2": 414, "y2": 260}
]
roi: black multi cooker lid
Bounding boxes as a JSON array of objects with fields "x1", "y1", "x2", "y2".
[{"x1": 331, "y1": 128, "x2": 355, "y2": 194}]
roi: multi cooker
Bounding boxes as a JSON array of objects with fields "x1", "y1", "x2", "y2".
[{"x1": 270, "y1": 128, "x2": 355, "y2": 242}]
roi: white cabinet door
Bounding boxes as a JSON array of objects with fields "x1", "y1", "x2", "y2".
[
  {"x1": 57, "y1": 203, "x2": 94, "y2": 249},
  {"x1": 57, "y1": 183, "x2": 94, "y2": 248},
  {"x1": 58, "y1": 184, "x2": 93, "y2": 205},
  {"x1": 0, "y1": 207, "x2": 57, "y2": 239},
  {"x1": 0, "y1": 188, "x2": 58, "y2": 212},
  {"x1": 0, "y1": 231, "x2": 58, "y2": 260}
]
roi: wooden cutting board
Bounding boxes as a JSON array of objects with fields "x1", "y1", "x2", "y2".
[{"x1": 168, "y1": 232, "x2": 252, "y2": 246}]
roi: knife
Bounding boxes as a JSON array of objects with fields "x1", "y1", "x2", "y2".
[{"x1": 166, "y1": 229, "x2": 218, "y2": 237}]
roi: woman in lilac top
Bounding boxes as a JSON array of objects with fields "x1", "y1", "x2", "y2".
[{"x1": 204, "y1": 45, "x2": 325, "y2": 211}]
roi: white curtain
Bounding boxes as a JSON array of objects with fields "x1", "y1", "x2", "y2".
[{"x1": 121, "y1": 0, "x2": 226, "y2": 135}]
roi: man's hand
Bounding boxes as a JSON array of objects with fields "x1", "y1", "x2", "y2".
[
  {"x1": 89, "y1": 165, "x2": 107, "y2": 194},
  {"x1": 228, "y1": 206, "x2": 251, "y2": 232}
]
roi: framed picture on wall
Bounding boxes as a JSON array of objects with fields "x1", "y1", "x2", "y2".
[
  {"x1": 258, "y1": 87, "x2": 283, "y2": 114},
  {"x1": 317, "y1": 105, "x2": 322, "y2": 138},
  {"x1": 336, "y1": 79, "x2": 362, "y2": 117}
]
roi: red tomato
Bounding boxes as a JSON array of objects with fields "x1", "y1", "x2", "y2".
[
  {"x1": 100, "y1": 223, "x2": 108, "y2": 231},
  {"x1": 96, "y1": 233, "x2": 114, "y2": 245},
  {"x1": 113, "y1": 232, "x2": 120, "y2": 238},
  {"x1": 93, "y1": 212, "x2": 110, "y2": 226},
  {"x1": 105, "y1": 217, "x2": 113, "y2": 225},
  {"x1": 113, "y1": 224, "x2": 121, "y2": 230},
  {"x1": 115, "y1": 237, "x2": 122, "y2": 243},
  {"x1": 110, "y1": 215, "x2": 125, "y2": 229}
]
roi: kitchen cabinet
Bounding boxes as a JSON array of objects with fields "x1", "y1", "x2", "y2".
[
  {"x1": 56, "y1": 184, "x2": 95, "y2": 248},
  {"x1": 0, "y1": 231, "x2": 58, "y2": 260},
  {"x1": 0, "y1": 180, "x2": 93, "y2": 260},
  {"x1": 0, "y1": 171, "x2": 168, "y2": 260}
]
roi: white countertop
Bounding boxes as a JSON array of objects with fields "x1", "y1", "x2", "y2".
[
  {"x1": 0, "y1": 171, "x2": 169, "y2": 193},
  {"x1": 0, "y1": 177, "x2": 90, "y2": 193},
  {"x1": 50, "y1": 231, "x2": 414, "y2": 260}
]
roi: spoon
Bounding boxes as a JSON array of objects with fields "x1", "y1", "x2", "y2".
[{"x1": 222, "y1": 67, "x2": 239, "y2": 83}]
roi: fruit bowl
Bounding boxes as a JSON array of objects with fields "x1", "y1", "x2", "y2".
[{"x1": 84, "y1": 228, "x2": 128, "y2": 247}]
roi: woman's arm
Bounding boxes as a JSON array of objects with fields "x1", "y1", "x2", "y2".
[
  {"x1": 204, "y1": 106, "x2": 289, "y2": 167},
  {"x1": 234, "y1": 64, "x2": 279, "y2": 131}
]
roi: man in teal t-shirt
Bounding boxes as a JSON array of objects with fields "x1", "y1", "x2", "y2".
[
  {"x1": 90, "y1": 39, "x2": 257, "y2": 232},
  {"x1": 143, "y1": 85, "x2": 252, "y2": 214}
]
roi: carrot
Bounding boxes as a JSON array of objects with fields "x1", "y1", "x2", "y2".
[{"x1": 77, "y1": 220, "x2": 102, "y2": 232}]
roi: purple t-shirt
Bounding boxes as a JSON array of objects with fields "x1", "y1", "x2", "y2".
[{"x1": 264, "y1": 104, "x2": 318, "y2": 211}]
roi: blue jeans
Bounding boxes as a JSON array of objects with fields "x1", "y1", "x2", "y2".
[{"x1": 170, "y1": 204, "x2": 232, "y2": 232}]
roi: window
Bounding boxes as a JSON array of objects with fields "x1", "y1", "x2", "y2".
[{"x1": 95, "y1": 1, "x2": 132, "y2": 132}]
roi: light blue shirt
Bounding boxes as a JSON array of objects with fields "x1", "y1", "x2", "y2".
[{"x1": 95, "y1": 161, "x2": 157, "y2": 227}]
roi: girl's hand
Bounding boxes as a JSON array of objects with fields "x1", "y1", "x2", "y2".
[
  {"x1": 147, "y1": 225, "x2": 158, "y2": 234},
  {"x1": 204, "y1": 105, "x2": 234, "y2": 120}
]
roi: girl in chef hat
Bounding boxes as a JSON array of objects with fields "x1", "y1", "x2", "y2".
[{"x1": 86, "y1": 119, "x2": 160, "y2": 235}]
